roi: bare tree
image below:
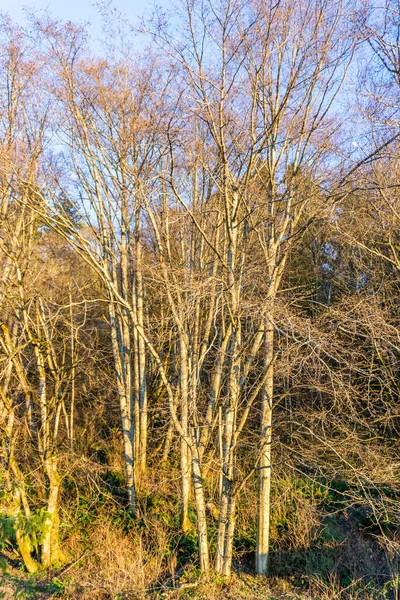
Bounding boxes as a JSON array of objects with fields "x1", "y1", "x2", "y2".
[
  {"x1": 30, "y1": 21, "x2": 171, "y2": 513},
  {"x1": 150, "y1": 0, "x2": 358, "y2": 576}
]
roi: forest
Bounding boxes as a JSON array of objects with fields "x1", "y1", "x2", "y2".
[{"x1": 0, "y1": 0, "x2": 399, "y2": 598}]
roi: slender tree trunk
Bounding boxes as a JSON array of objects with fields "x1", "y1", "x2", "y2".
[
  {"x1": 255, "y1": 316, "x2": 274, "y2": 575},
  {"x1": 215, "y1": 336, "x2": 240, "y2": 576},
  {"x1": 69, "y1": 293, "x2": 75, "y2": 451},
  {"x1": 41, "y1": 459, "x2": 62, "y2": 568},
  {"x1": 222, "y1": 496, "x2": 236, "y2": 577},
  {"x1": 216, "y1": 188, "x2": 241, "y2": 578},
  {"x1": 136, "y1": 231, "x2": 147, "y2": 478},
  {"x1": 191, "y1": 439, "x2": 210, "y2": 571},
  {"x1": 132, "y1": 282, "x2": 141, "y2": 485},
  {"x1": 161, "y1": 418, "x2": 174, "y2": 465},
  {"x1": 109, "y1": 301, "x2": 136, "y2": 514},
  {"x1": 180, "y1": 337, "x2": 191, "y2": 532}
]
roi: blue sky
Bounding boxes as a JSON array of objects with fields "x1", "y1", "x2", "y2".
[{"x1": 2, "y1": 0, "x2": 168, "y2": 41}]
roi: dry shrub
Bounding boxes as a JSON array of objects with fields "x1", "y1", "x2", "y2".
[
  {"x1": 67, "y1": 515, "x2": 171, "y2": 598},
  {"x1": 308, "y1": 574, "x2": 380, "y2": 600}
]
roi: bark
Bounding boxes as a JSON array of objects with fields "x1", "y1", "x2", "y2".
[
  {"x1": 180, "y1": 337, "x2": 191, "y2": 532},
  {"x1": 15, "y1": 530, "x2": 38, "y2": 574},
  {"x1": 215, "y1": 316, "x2": 241, "y2": 576},
  {"x1": 69, "y1": 293, "x2": 75, "y2": 451},
  {"x1": 136, "y1": 230, "x2": 148, "y2": 478},
  {"x1": 215, "y1": 187, "x2": 241, "y2": 577},
  {"x1": 9, "y1": 459, "x2": 39, "y2": 574},
  {"x1": 191, "y1": 440, "x2": 210, "y2": 571},
  {"x1": 41, "y1": 460, "x2": 62, "y2": 568},
  {"x1": 109, "y1": 301, "x2": 137, "y2": 514},
  {"x1": 161, "y1": 419, "x2": 175, "y2": 465},
  {"x1": 255, "y1": 317, "x2": 274, "y2": 575}
]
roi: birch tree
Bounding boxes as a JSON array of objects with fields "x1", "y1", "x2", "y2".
[
  {"x1": 151, "y1": 0, "x2": 358, "y2": 576},
  {"x1": 0, "y1": 27, "x2": 75, "y2": 561},
  {"x1": 32, "y1": 21, "x2": 170, "y2": 512}
]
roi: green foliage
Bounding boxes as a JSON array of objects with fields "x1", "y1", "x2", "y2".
[
  {"x1": 111, "y1": 507, "x2": 136, "y2": 533},
  {"x1": 102, "y1": 469, "x2": 125, "y2": 492},
  {"x1": 291, "y1": 478, "x2": 331, "y2": 502},
  {"x1": 0, "y1": 557, "x2": 8, "y2": 575},
  {"x1": 180, "y1": 563, "x2": 202, "y2": 584},
  {"x1": 75, "y1": 494, "x2": 103, "y2": 529},
  {"x1": 143, "y1": 492, "x2": 174, "y2": 527},
  {"x1": 19, "y1": 508, "x2": 50, "y2": 547},
  {"x1": 382, "y1": 576, "x2": 400, "y2": 599},
  {"x1": 177, "y1": 529, "x2": 198, "y2": 565},
  {"x1": 0, "y1": 514, "x2": 16, "y2": 549},
  {"x1": 320, "y1": 515, "x2": 347, "y2": 544},
  {"x1": 0, "y1": 508, "x2": 49, "y2": 554},
  {"x1": 330, "y1": 478, "x2": 350, "y2": 494},
  {"x1": 1, "y1": 574, "x2": 67, "y2": 600},
  {"x1": 49, "y1": 577, "x2": 67, "y2": 596},
  {"x1": 234, "y1": 531, "x2": 256, "y2": 553}
]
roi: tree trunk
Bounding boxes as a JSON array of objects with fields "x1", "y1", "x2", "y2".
[
  {"x1": 109, "y1": 301, "x2": 136, "y2": 514},
  {"x1": 215, "y1": 347, "x2": 239, "y2": 577},
  {"x1": 255, "y1": 317, "x2": 274, "y2": 575},
  {"x1": 136, "y1": 241, "x2": 147, "y2": 478},
  {"x1": 41, "y1": 459, "x2": 62, "y2": 568},
  {"x1": 15, "y1": 529, "x2": 38, "y2": 574},
  {"x1": 191, "y1": 440, "x2": 210, "y2": 571},
  {"x1": 180, "y1": 338, "x2": 191, "y2": 532}
]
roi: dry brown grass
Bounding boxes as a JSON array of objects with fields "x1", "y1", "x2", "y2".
[
  {"x1": 61, "y1": 516, "x2": 171, "y2": 599},
  {"x1": 308, "y1": 575, "x2": 381, "y2": 600}
]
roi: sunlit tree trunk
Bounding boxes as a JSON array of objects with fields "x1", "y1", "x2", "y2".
[
  {"x1": 179, "y1": 336, "x2": 191, "y2": 532},
  {"x1": 191, "y1": 439, "x2": 210, "y2": 571},
  {"x1": 256, "y1": 316, "x2": 274, "y2": 575},
  {"x1": 136, "y1": 220, "x2": 148, "y2": 479}
]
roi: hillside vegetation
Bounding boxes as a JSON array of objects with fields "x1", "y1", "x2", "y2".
[{"x1": 0, "y1": 1, "x2": 399, "y2": 598}]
